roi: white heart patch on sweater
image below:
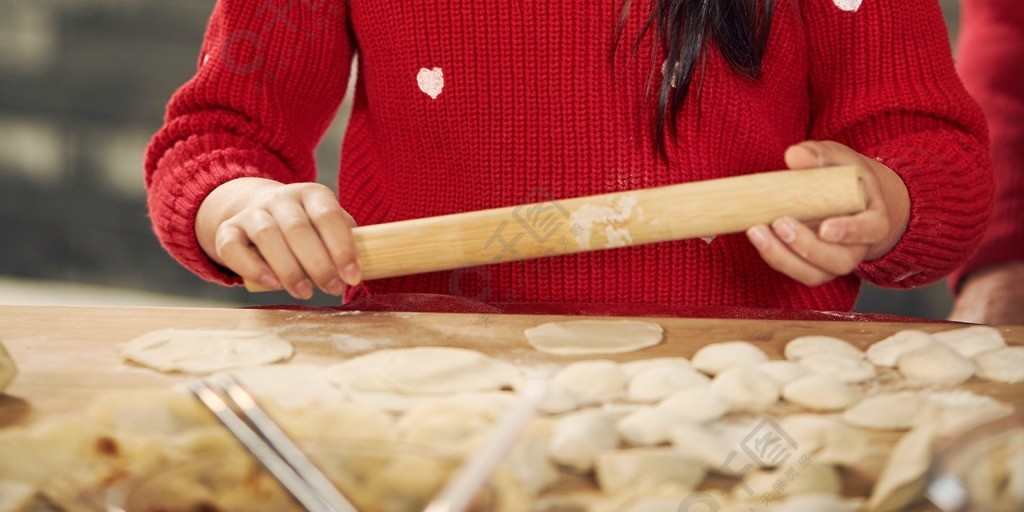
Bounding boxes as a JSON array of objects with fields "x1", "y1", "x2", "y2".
[
  {"x1": 833, "y1": 0, "x2": 862, "y2": 12},
  {"x1": 417, "y1": 67, "x2": 444, "y2": 99}
]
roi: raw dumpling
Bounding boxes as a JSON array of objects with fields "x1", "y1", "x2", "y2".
[
  {"x1": 118, "y1": 329, "x2": 293, "y2": 374},
  {"x1": 658, "y1": 387, "x2": 733, "y2": 423},
  {"x1": 617, "y1": 388, "x2": 731, "y2": 446},
  {"x1": 709, "y1": 366, "x2": 780, "y2": 413},
  {"x1": 932, "y1": 325, "x2": 1006, "y2": 358},
  {"x1": 841, "y1": 391, "x2": 923, "y2": 431},
  {"x1": 784, "y1": 336, "x2": 864, "y2": 361},
  {"x1": 596, "y1": 448, "x2": 706, "y2": 494},
  {"x1": 974, "y1": 346, "x2": 1024, "y2": 384},
  {"x1": 524, "y1": 320, "x2": 664, "y2": 355},
  {"x1": 548, "y1": 410, "x2": 619, "y2": 472},
  {"x1": 757, "y1": 361, "x2": 810, "y2": 387},
  {"x1": 552, "y1": 360, "x2": 626, "y2": 405},
  {"x1": 896, "y1": 343, "x2": 974, "y2": 386},
  {"x1": 626, "y1": 364, "x2": 709, "y2": 403},
  {"x1": 798, "y1": 354, "x2": 876, "y2": 383},
  {"x1": 692, "y1": 342, "x2": 768, "y2": 375},
  {"x1": 0, "y1": 341, "x2": 15, "y2": 393},
  {"x1": 866, "y1": 330, "x2": 935, "y2": 368},
  {"x1": 621, "y1": 358, "x2": 692, "y2": 379},
  {"x1": 782, "y1": 374, "x2": 862, "y2": 411},
  {"x1": 868, "y1": 427, "x2": 935, "y2": 512},
  {"x1": 916, "y1": 390, "x2": 1014, "y2": 438}
]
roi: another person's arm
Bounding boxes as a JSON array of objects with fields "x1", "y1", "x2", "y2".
[
  {"x1": 748, "y1": 0, "x2": 992, "y2": 289},
  {"x1": 145, "y1": 0, "x2": 357, "y2": 299},
  {"x1": 949, "y1": 0, "x2": 1024, "y2": 324}
]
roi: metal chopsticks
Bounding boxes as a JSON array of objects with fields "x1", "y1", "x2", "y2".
[{"x1": 188, "y1": 375, "x2": 358, "y2": 512}]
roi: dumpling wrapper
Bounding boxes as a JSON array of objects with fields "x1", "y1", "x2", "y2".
[
  {"x1": 118, "y1": 329, "x2": 293, "y2": 374},
  {"x1": 524, "y1": 320, "x2": 664, "y2": 355},
  {"x1": 326, "y1": 347, "x2": 519, "y2": 395}
]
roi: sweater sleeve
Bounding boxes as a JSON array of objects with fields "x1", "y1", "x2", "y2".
[
  {"x1": 144, "y1": 0, "x2": 355, "y2": 285},
  {"x1": 800, "y1": 0, "x2": 993, "y2": 289},
  {"x1": 949, "y1": 0, "x2": 1024, "y2": 290}
]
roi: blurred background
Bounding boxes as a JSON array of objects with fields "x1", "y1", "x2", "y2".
[{"x1": 0, "y1": 0, "x2": 963, "y2": 316}]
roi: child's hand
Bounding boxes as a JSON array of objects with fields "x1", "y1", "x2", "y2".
[
  {"x1": 195, "y1": 178, "x2": 360, "y2": 299},
  {"x1": 746, "y1": 141, "x2": 911, "y2": 287}
]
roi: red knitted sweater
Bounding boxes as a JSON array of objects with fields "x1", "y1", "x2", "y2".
[
  {"x1": 145, "y1": 0, "x2": 992, "y2": 311},
  {"x1": 952, "y1": 0, "x2": 1024, "y2": 287}
]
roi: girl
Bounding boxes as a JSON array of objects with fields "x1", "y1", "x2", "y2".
[{"x1": 146, "y1": 0, "x2": 991, "y2": 310}]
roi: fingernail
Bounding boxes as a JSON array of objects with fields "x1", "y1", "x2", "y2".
[
  {"x1": 821, "y1": 222, "x2": 844, "y2": 242},
  {"x1": 295, "y1": 280, "x2": 313, "y2": 299},
  {"x1": 259, "y1": 273, "x2": 281, "y2": 289},
  {"x1": 342, "y1": 263, "x2": 361, "y2": 286},
  {"x1": 747, "y1": 227, "x2": 770, "y2": 250},
  {"x1": 326, "y1": 277, "x2": 344, "y2": 295},
  {"x1": 774, "y1": 218, "x2": 797, "y2": 243}
]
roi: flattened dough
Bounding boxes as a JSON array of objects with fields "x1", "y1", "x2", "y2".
[
  {"x1": 974, "y1": 346, "x2": 1024, "y2": 384},
  {"x1": 932, "y1": 325, "x2": 1006, "y2": 358},
  {"x1": 691, "y1": 341, "x2": 768, "y2": 375},
  {"x1": 326, "y1": 347, "x2": 519, "y2": 395},
  {"x1": 524, "y1": 320, "x2": 663, "y2": 355},
  {"x1": 784, "y1": 336, "x2": 864, "y2": 361},
  {"x1": 866, "y1": 330, "x2": 935, "y2": 368},
  {"x1": 118, "y1": 329, "x2": 293, "y2": 374},
  {"x1": 896, "y1": 343, "x2": 974, "y2": 385}
]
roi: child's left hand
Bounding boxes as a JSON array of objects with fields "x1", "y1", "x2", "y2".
[{"x1": 746, "y1": 141, "x2": 912, "y2": 287}]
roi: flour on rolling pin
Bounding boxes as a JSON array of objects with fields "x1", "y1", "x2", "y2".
[{"x1": 570, "y1": 194, "x2": 640, "y2": 249}]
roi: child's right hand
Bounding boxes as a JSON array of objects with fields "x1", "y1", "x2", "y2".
[{"x1": 195, "y1": 178, "x2": 360, "y2": 299}]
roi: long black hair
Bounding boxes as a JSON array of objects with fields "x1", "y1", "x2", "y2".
[{"x1": 624, "y1": 0, "x2": 776, "y2": 156}]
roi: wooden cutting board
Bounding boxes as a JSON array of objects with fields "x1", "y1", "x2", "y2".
[
  {"x1": 1, "y1": 305, "x2": 1022, "y2": 511},
  {"x1": 1, "y1": 305, "x2": 1022, "y2": 429}
]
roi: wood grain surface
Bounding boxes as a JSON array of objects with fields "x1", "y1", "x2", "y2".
[
  {"x1": 1, "y1": 305, "x2": 1021, "y2": 430},
  {"x1": 1, "y1": 306, "x2": 1022, "y2": 511}
]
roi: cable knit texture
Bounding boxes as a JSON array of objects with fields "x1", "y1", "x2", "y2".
[
  {"x1": 951, "y1": 0, "x2": 1024, "y2": 289},
  {"x1": 146, "y1": 0, "x2": 991, "y2": 310}
]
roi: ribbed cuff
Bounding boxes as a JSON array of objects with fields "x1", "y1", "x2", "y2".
[
  {"x1": 146, "y1": 133, "x2": 299, "y2": 285},
  {"x1": 949, "y1": 233, "x2": 1024, "y2": 292},
  {"x1": 854, "y1": 134, "x2": 993, "y2": 289}
]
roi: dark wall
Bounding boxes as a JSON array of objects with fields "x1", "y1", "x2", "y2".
[{"x1": 0, "y1": 0, "x2": 966, "y2": 314}]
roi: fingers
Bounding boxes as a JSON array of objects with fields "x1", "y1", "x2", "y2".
[
  {"x1": 242, "y1": 209, "x2": 317, "y2": 299},
  {"x1": 215, "y1": 224, "x2": 281, "y2": 290},
  {"x1": 747, "y1": 224, "x2": 837, "y2": 287},
  {"x1": 302, "y1": 188, "x2": 361, "y2": 286},
  {"x1": 784, "y1": 140, "x2": 866, "y2": 170},
  {"x1": 768, "y1": 217, "x2": 867, "y2": 277},
  {"x1": 266, "y1": 201, "x2": 346, "y2": 297}
]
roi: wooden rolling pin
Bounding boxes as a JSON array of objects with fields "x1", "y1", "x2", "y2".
[{"x1": 245, "y1": 165, "x2": 865, "y2": 292}]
